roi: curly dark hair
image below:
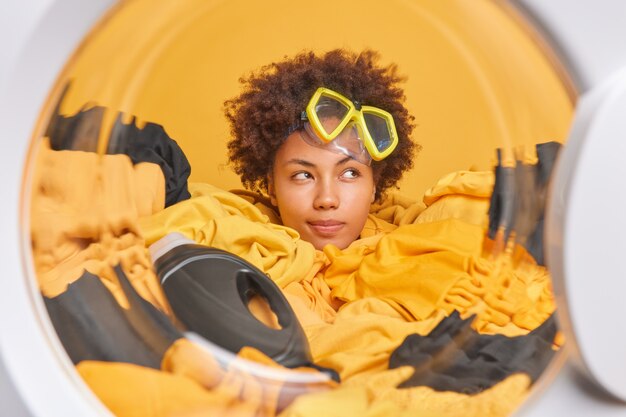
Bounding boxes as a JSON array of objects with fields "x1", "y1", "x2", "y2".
[{"x1": 224, "y1": 49, "x2": 419, "y2": 201}]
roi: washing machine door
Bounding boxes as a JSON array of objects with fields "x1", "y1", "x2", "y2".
[
  {"x1": 515, "y1": 0, "x2": 626, "y2": 414},
  {"x1": 0, "y1": 3, "x2": 118, "y2": 416},
  {"x1": 1, "y1": 1, "x2": 625, "y2": 417}
]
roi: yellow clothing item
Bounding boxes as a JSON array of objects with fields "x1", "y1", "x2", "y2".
[
  {"x1": 79, "y1": 342, "x2": 336, "y2": 417},
  {"x1": 423, "y1": 170, "x2": 494, "y2": 206},
  {"x1": 78, "y1": 361, "x2": 259, "y2": 417},
  {"x1": 323, "y1": 219, "x2": 485, "y2": 321},
  {"x1": 304, "y1": 221, "x2": 554, "y2": 383},
  {"x1": 139, "y1": 182, "x2": 323, "y2": 289},
  {"x1": 305, "y1": 301, "x2": 448, "y2": 380},
  {"x1": 161, "y1": 339, "x2": 224, "y2": 390},
  {"x1": 30, "y1": 141, "x2": 168, "y2": 311},
  {"x1": 417, "y1": 170, "x2": 493, "y2": 227},
  {"x1": 368, "y1": 191, "x2": 426, "y2": 228},
  {"x1": 366, "y1": 170, "x2": 493, "y2": 229},
  {"x1": 346, "y1": 369, "x2": 531, "y2": 417},
  {"x1": 280, "y1": 368, "x2": 529, "y2": 417},
  {"x1": 280, "y1": 383, "x2": 440, "y2": 417}
]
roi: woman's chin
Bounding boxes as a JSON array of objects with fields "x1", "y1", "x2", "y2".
[{"x1": 305, "y1": 234, "x2": 353, "y2": 251}]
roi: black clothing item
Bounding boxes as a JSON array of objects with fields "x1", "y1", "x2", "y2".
[
  {"x1": 44, "y1": 265, "x2": 182, "y2": 369},
  {"x1": 45, "y1": 82, "x2": 101, "y2": 152},
  {"x1": 487, "y1": 141, "x2": 562, "y2": 265},
  {"x1": 389, "y1": 311, "x2": 558, "y2": 394},
  {"x1": 488, "y1": 154, "x2": 517, "y2": 241},
  {"x1": 45, "y1": 88, "x2": 192, "y2": 207},
  {"x1": 46, "y1": 104, "x2": 104, "y2": 152},
  {"x1": 524, "y1": 141, "x2": 563, "y2": 263},
  {"x1": 107, "y1": 113, "x2": 191, "y2": 207}
]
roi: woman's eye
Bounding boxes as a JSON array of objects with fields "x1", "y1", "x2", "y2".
[
  {"x1": 292, "y1": 171, "x2": 312, "y2": 181},
  {"x1": 342, "y1": 168, "x2": 360, "y2": 179}
]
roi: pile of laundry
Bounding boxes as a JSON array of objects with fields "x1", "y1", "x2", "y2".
[{"x1": 30, "y1": 109, "x2": 560, "y2": 417}]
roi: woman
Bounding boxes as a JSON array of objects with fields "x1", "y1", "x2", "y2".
[{"x1": 224, "y1": 49, "x2": 419, "y2": 250}]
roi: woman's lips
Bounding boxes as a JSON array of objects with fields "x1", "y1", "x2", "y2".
[{"x1": 308, "y1": 220, "x2": 345, "y2": 235}]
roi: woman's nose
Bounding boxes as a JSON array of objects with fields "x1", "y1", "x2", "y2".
[{"x1": 313, "y1": 181, "x2": 339, "y2": 210}]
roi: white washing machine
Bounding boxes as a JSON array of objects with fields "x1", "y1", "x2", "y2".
[{"x1": 1, "y1": 1, "x2": 625, "y2": 416}]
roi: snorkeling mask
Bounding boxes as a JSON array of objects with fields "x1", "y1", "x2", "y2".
[{"x1": 297, "y1": 87, "x2": 399, "y2": 165}]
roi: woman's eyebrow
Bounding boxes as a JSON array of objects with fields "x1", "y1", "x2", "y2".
[
  {"x1": 284, "y1": 158, "x2": 315, "y2": 168},
  {"x1": 285, "y1": 156, "x2": 355, "y2": 168},
  {"x1": 336, "y1": 156, "x2": 354, "y2": 166}
]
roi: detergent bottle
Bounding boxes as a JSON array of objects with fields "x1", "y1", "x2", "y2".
[{"x1": 149, "y1": 232, "x2": 314, "y2": 369}]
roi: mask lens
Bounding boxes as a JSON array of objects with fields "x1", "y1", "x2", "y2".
[
  {"x1": 363, "y1": 112, "x2": 394, "y2": 152},
  {"x1": 314, "y1": 94, "x2": 350, "y2": 136},
  {"x1": 301, "y1": 122, "x2": 371, "y2": 166}
]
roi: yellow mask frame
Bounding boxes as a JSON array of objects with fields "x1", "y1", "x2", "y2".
[{"x1": 304, "y1": 87, "x2": 399, "y2": 161}]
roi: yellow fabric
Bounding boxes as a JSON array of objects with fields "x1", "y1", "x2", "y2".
[
  {"x1": 422, "y1": 170, "x2": 494, "y2": 206},
  {"x1": 417, "y1": 170, "x2": 493, "y2": 227},
  {"x1": 161, "y1": 339, "x2": 224, "y2": 390},
  {"x1": 365, "y1": 170, "x2": 493, "y2": 230},
  {"x1": 137, "y1": 171, "x2": 554, "y2": 335},
  {"x1": 305, "y1": 301, "x2": 447, "y2": 380},
  {"x1": 280, "y1": 383, "x2": 439, "y2": 417},
  {"x1": 86, "y1": 351, "x2": 527, "y2": 417},
  {"x1": 303, "y1": 229, "x2": 553, "y2": 383},
  {"x1": 79, "y1": 352, "x2": 530, "y2": 417},
  {"x1": 34, "y1": 158, "x2": 555, "y2": 417},
  {"x1": 137, "y1": 169, "x2": 556, "y2": 389},
  {"x1": 79, "y1": 342, "x2": 336, "y2": 417},
  {"x1": 78, "y1": 361, "x2": 258, "y2": 417},
  {"x1": 139, "y1": 182, "x2": 325, "y2": 289},
  {"x1": 367, "y1": 191, "x2": 426, "y2": 228},
  {"x1": 323, "y1": 216, "x2": 554, "y2": 337},
  {"x1": 345, "y1": 370, "x2": 531, "y2": 417},
  {"x1": 31, "y1": 141, "x2": 168, "y2": 311},
  {"x1": 280, "y1": 369, "x2": 530, "y2": 417},
  {"x1": 323, "y1": 219, "x2": 485, "y2": 321}
]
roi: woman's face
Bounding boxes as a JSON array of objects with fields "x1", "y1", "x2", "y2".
[{"x1": 269, "y1": 130, "x2": 375, "y2": 250}]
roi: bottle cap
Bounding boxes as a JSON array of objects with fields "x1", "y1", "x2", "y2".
[{"x1": 149, "y1": 232, "x2": 196, "y2": 263}]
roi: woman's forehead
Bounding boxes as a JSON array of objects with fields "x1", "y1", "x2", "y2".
[{"x1": 275, "y1": 131, "x2": 367, "y2": 169}]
